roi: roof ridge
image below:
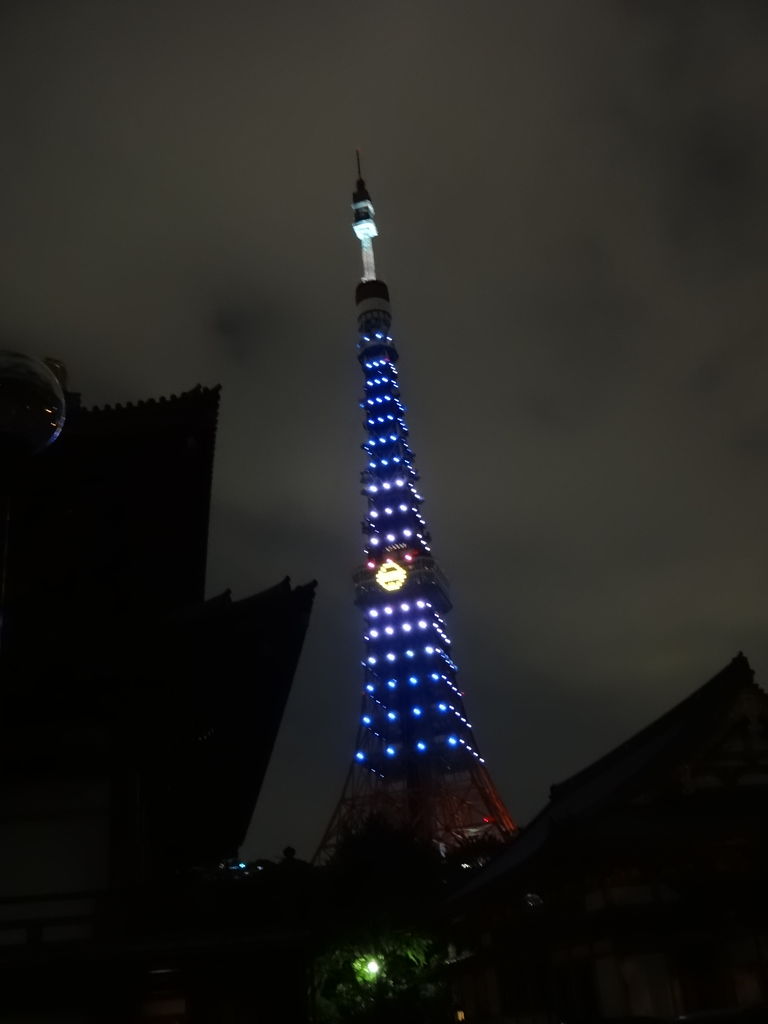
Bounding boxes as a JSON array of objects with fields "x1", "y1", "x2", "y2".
[
  {"x1": 83, "y1": 383, "x2": 221, "y2": 415},
  {"x1": 549, "y1": 653, "x2": 754, "y2": 801}
]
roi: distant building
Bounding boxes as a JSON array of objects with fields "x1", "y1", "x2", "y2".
[
  {"x1": 450, "y1": 654, "x2": 768, "y2": 1021},
  {"x1": 0, "y1": 384, "x2": 315, "y2": 1022}
]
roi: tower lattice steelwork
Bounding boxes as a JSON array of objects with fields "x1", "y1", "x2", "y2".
[{"x1": 317, "y1": 164, "x2": 515, "y2": 858}]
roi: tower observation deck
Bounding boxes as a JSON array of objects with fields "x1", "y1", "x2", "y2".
[{"x1": 316, "y1": 163, "x2": 515, "y2": 858}]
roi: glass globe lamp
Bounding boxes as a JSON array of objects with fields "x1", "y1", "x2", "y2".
[{"x1": 0, "y1": 351, "x2": 66, "y2": 458}]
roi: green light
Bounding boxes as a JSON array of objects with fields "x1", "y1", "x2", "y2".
[{"x1": 352, "y1": 955, "x2": 382, "y2": 983}]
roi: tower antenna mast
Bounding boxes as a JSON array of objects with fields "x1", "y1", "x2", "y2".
[{"x1": 351, "y1": 153, "x2": 378, "y2": 282}]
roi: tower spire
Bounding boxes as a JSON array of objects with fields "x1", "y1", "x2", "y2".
[
  {"x1": 352, "y1": 152, "x2": 378, "y2": 282},
  {"x1": 315, "y1": 168, "x2": 516, "y2": 861}
]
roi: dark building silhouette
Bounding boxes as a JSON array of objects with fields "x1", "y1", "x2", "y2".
[
  {"x1": 0, "y1": 383, "x2": 315, "y2": 1022},
  {"x1": 450, "y1": 654, "x2": 768, "y2": 1021},
  {"x1": 317, "y1": 167, "x2": 514, "y2": 858}
]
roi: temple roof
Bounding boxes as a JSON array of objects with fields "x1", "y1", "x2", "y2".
[
  {"x1": 2, "y1": 385, "x2": 221, "y2": 638},
  {"x1": 1, "y1": 380, "x2": 316, "y2": 867},
  {"x1": 77, "y1": 383, "x2": 220, "y2": 432},
  {"x1": 0, "y1": 575, "x2": 317, "y2": 868},
  {"x1": 462, "y1": 653, "x2": 765, "y2": 892},
  {"x1": 136, "y1": 576, "x2": 317, "y2": 862},
  {"x1": 548, "y1": 651, "x2": 757, "y2": 804}
]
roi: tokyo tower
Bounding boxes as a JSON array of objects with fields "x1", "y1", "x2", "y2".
[{"x1": 316, "y1": 161, "x2": 515, "y2": 857}]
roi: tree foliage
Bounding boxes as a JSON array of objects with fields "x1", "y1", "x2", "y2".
[
  {"x1": 312, "y1": 818, "x2": 450, "y2": 1023},
  {"x1": 313, "y1": 929, "x2": 447, "y2": 1024}
]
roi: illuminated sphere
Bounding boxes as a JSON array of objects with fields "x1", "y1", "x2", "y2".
[{"x1": 0, "y1": 351, "x2": 66, "y2": 457}]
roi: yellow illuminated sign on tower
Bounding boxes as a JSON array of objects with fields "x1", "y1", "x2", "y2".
[{"x1": 375, "y1": 559, "x2": 408, "y2": 592}]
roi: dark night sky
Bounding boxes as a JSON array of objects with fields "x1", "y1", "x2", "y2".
[{"x1": 1, "y1": 1, "x2": 767, "y2": 859}]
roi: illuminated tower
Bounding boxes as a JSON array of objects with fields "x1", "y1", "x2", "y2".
[{"x1": 317, "y1": 162, "x2": 515, "y2": 856}]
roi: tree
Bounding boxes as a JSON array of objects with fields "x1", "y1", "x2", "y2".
[{"x1": 313, "y1": 818, "x2": 449, "y2": 1023}]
